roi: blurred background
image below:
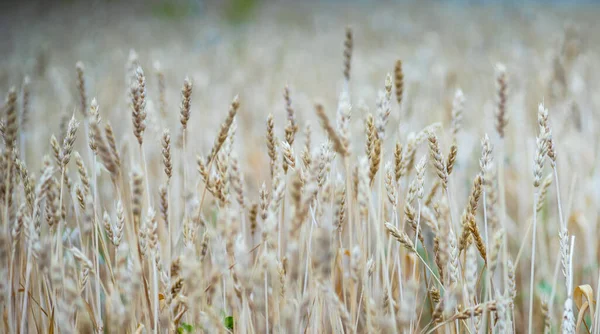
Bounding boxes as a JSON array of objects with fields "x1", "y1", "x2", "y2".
[{"x1": 1, "y1": 0, "x2": 599, "y2": 196}]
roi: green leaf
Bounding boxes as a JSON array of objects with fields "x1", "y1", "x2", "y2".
[
  {"x1": 177, "y1": 322, "x2": 194, "y2": 333},
  {"x1": 224, "y1": 316, "x2": 234, "y2": 330}
]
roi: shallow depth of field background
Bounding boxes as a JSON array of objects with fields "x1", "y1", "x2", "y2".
[
  {"x1": 2, "y1": 0, "x2": 600, "y2": 332},
  {"x1": 3, "y1": 0, "x2": 599, "y2": 219}
]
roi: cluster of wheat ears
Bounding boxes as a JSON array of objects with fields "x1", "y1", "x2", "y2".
[{"x1": 0, "y1": 24, "x2": 598, "y2": 333}]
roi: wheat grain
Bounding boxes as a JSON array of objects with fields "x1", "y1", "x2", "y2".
[
  {"x1": 60, "y1": 115, "x2": 79, "y2": 167},
  {"x1": 75, "y1": 62, "x2": 87, "y2": 117},
  {"x1": 427, "y1": 132, "x2": 448, "y2": 189},
  {"x1": 131, "y1": 67, "x2": 147, "y2": 145},
  {"x1": 315, "y1": 103, "x2": 347, "y2": 156},
  {"x1": 394, "y1": 60, "x2": 404, "y2": 108},
  {"x1": 494, "y1": 63, "x2": 508, "y2": 138},
  {"x1": 343, "y1": 27, "x2": 353, "y2": 82},
  {"x1": 4, "y1": 88, "x2": 18, "y2": 150},
  {"x1": 179, "y1": 77, "x2": 193, "y2": 130}
]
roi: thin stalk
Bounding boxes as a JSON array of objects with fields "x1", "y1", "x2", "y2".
[
  {"x1": 152, "y1": 253, "x2": 159, "y2": 332},
  {"x1": 91, "y1": 141, "x2": 102, "y2": 331},
  {"x1": 548, "y1": 235, "x2": 563, "y2": 319},
  {"x1": 552, "y1": 165, "x2": 569, "y2": 285},
  {"x1": 354, "y1": 282, "x2": 364, "y2": 332},
  {"x1": 482, "y1": 191, "x2": 492, "y2": 298},
  {"x1": 395, "y1": 180, "x2": 405, "y2": 302},
  {"x1": 514, "y1": 216, "x2": 535, "y2": 267},
  {"x1": 92, "y1": 208, "x2": 101, "y2": 330},
  {"x1": 182, "y1": 128, "x2": 187, "y2": 229},
  {"x1": 96, "y1": 221, "x2": 116, "y2": 285},
  {"x1": 56, "y1": 169, "x2": 66, "y2": 290},
  {"x1": 412, "y1": 199, "x2": 422, "y2": 275},
  {"x1": 7, "y1": 157, "x2": 18, "y2": 333},
  {"x1": 552, "y1": 166, "x2": 566, "y2": 231},
  {"x1": 134, "y1": 144, "x2": 155, "y2": 330},
  {"x1": 81, "y1": 114, "x2": 102, "y2": 329},
  {"x1": 527, "y1": 192, "x2": 538, "y2": 334},
  {"x1": 498, "y1": 141, "x2": 510, "y2": 293},
  {"x1": 376, "y1": 147, "x2": 398, "y2": 333},
  {"x1": 411, "y1": 198, "x2": 424, "y2": 332},
  {"x1": 265, "y1": 247, "x2": 270, "y2": 334},
  {"x1": 594, "y1": 269, "x2": 600, "y2": 331},
  {"x1": 20, "y1": 127, "x2": 26, "y2": 166},
  {"x1": 389, "y1": 204, "x2": 404, "y2": 303},
  {"x1": 4, "y1": 157, "x2": 12, "y2": 238},
  {"x1": 196, "y1": 158, "x2": 216, "y2": 221},
  {"x1": 279, "y1": 191, "x2": 285, "y2": 259},
  {"x1": 139, "y1": 144, "x2": 152, "y2": 206},
  {"x1": 223, "y1": 276, "x2": 227, "y2": 316},
  {"x1": 302, "y1": 205, "x2": 317, "y2": 297},
  {"x1": 20, "y1": 222, "x2": 34, "y2": 334},
  {"x1": 167, "y1": 183, "x2": 174, "y2": 326},
  {"x1": 444, "y1": 188, "x2": 459, "y2": 242},
  {"x1": 38, "y1": 268, "x2": 50, "y2": 332},
  {"x1": 413, "y1": 249, "x2": 444, "y2": 288},
  {"x1": 344, "y1": 157, "x2": 353, "y2": 250},
  {"x1": 8, "y1": 242, "x2": 16, "y2": 333},
  {"x1": 547, "y1": 166, "x2": 570, "y2": 329},
  {"x1": 138, "y1": 247, "x2": 155, "y2": 329},
  {"x1": 481, "y1": 190, "x2": 494, "y2": 334}
]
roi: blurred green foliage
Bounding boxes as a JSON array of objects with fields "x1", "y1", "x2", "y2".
[
  {"x1": 538, "y1": 279, "x2": 552, "y2": 298},
  {"x1": 177, "y1": 322, "x2": 194, "y2": 333},
  {"x1": 225, "y1": 0, "x2": 257, "y2": 24},
  {"x1": 148, "y1": 0, "x2": 258, "y2": 24},
  {"x1": 152, "y1": 2, "x2": 191, "y2": 20},
  {"x1": 224, "y1": 316, "x2": 234, "y2": 331}
]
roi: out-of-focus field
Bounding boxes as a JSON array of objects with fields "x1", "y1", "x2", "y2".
[
  {"x1": 3, "y1": 1, "x2": 600, "y2": 176},
  {"x1": 4, "y1": 0, "x2": 600, "y2": 214}
]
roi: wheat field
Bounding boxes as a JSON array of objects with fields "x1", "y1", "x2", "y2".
[{"x1": 1, "y1": 0, "x2": 600, "y2": 333}]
